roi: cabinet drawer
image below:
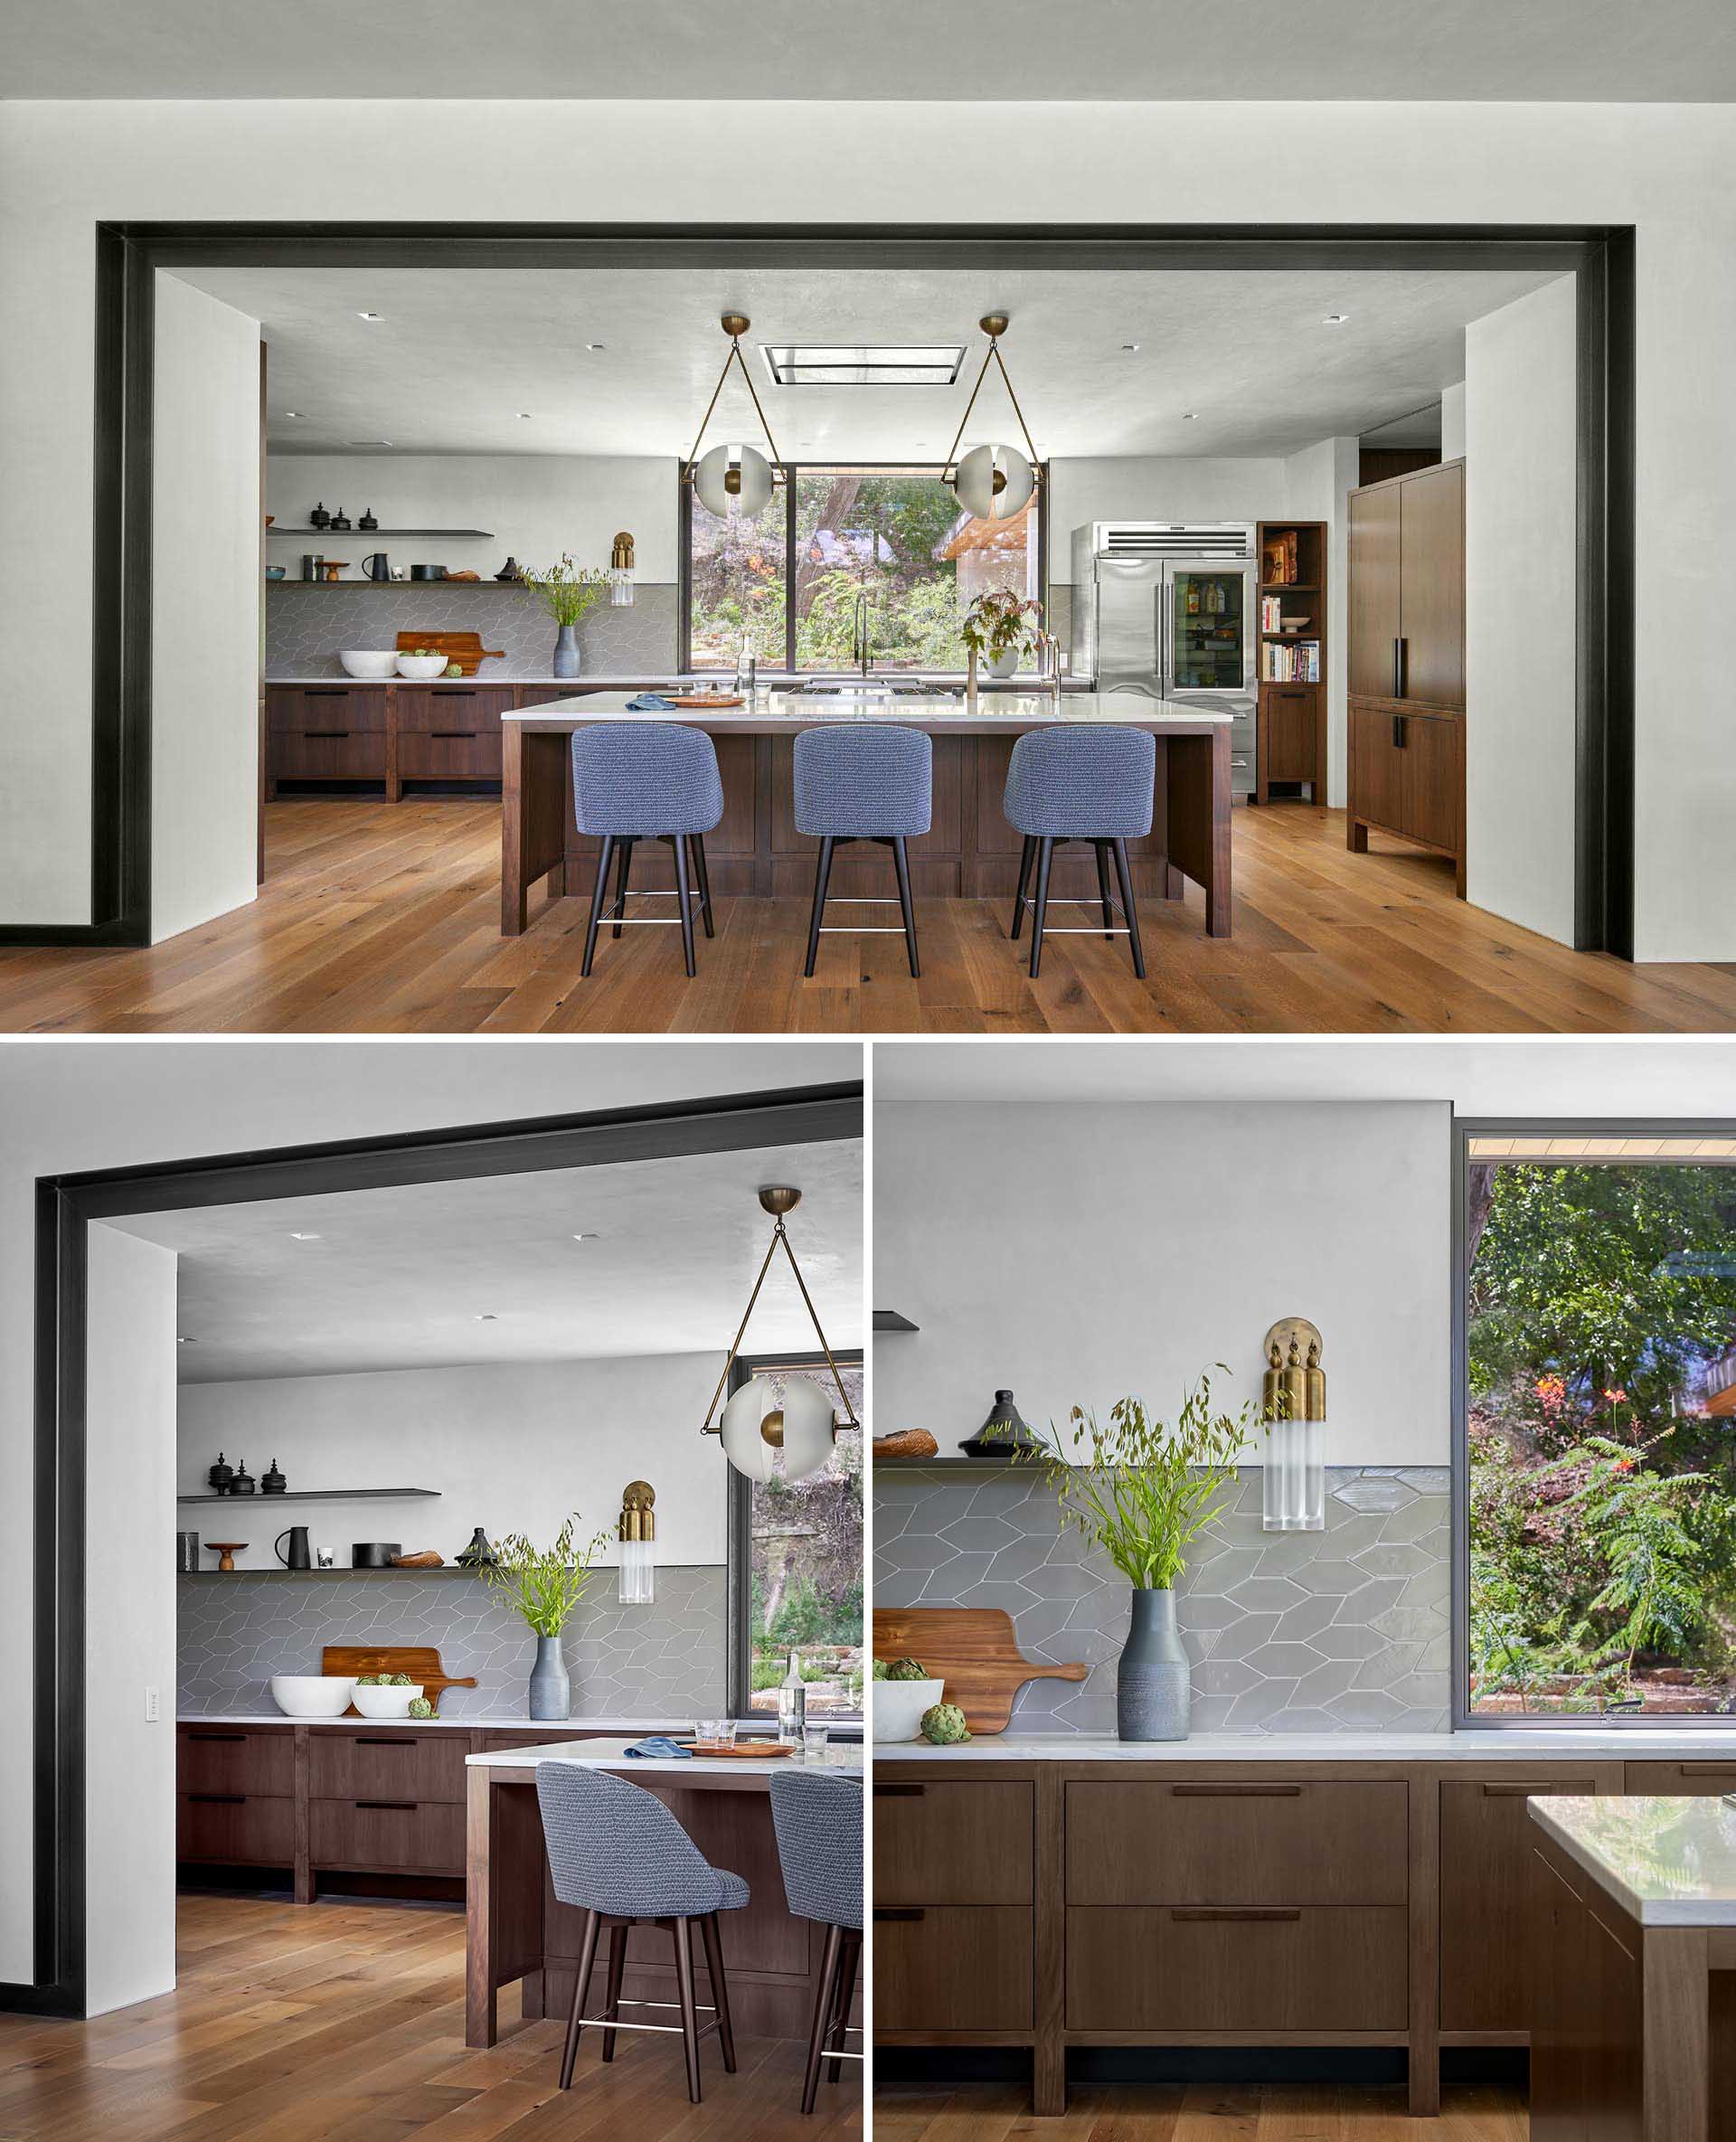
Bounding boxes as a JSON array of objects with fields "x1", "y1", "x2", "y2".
[
  {"x1": 269, "y1": 685, "x2": 387, "y2": 733},
  {"x1": 271, "y1": 730, "x2": 386, "y2": 782},
  {"x1": 177, "y1": 1792, "x2": 295, "y2": 1866},
  {"x1": 873, "y1": 1779, "x2": 1033, "y2": 1905},
  {"x1": 309, "y1": 1731, "x2": 468, "y2": 1804},
  {"x1": 310, "y1": 1798, "x2": 465, "y2": 1873},
  {"x1": 1067, "y1": 1905, "x2": 1407, "y2": 2033},
  {"x1": 397, "y1": 728, "x2": 503, "y2": 781},
  {"x1": 1626, "y1": 1760, "x2": 1736, "y2": 1794},
  {"x1": 1065, "y1": 1780, "x2": 1406, "y2": 1907},
  {"x1": 394, "y1": 685, "x2": 514, "y2": 732},
  {"x1": 1262, "y1": 686, "x2": 1317, "y2": 784},
  {"x1": 178, "y1": 1726, "x2": 294, "y2": 1797},
  {"x1": 873, "y1": 1906, "x2": 1033, "y2": 2033}
]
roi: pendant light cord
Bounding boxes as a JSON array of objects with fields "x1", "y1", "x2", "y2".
[
  {"x1": 700, "y1": 1217, "x2": 860, "y2": 1436},
  {"x1": 682, "y1": 333, "x2": 787, "y2": 482},
  {"x1": 941, "y1": 335, "x2": 1042, "y2": 482}
]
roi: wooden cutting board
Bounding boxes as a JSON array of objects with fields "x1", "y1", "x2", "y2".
[
  {"x1": 873, "y1": 1608, "x2": 1087, "y2": 1734},
  {"x1": 322, "y1": 1643, "x2": 477, "y2": 1718},
  {"x1": 394, "y1": 630, "x2": 504, "y2": 675}
]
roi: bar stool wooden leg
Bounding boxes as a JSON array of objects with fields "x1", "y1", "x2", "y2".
[
  {"x1": 804, "y1": 836, "x2": 835, "y2": 978},
  {"x1": 690, "y1": 835, "x2": 715, "y2": 939},
  {"x1": 610, "y1": 837, "x2": 635, "y2": 939},
  {"x1": 892, "y1": 836, "x2": 920, "y2": 977},
  {"x1": 674, "y1": 835, "x2": 697, "y2": 978},
  {"x1": 600, "y1": 1922, "x2": 627, "y2": 2062},
  {"x1": 826, "y1": 1926, "x2": 861, "y2": 2082},
  {"x1": 699, "y1": 1909, "x2": 736, "y2": 2072},
  {"x1": 673, "y1": 1914, "x2": 703, "y2": 2102},
  {"x1": 802, "y1": 1922, "x2": 843, "y2": 2115},
  {"x1": 1094, "y1": 841, "x2": 1115, "y2": 939},
  {"x1": 1010, "y1": 836, "x2": 1035, "y2": 939},
  {"x1": 561, "y1": 1908, "x2": 603, "y2": 2089},
  {"x1": 1111, "y1": 837, "x2": 1146, "y2": 979},
  {"x1": 1029, "y1": 837, "x2": 1054, "y2": 978},
  {"x1": 580, "y1": 837, "x2": 615, "y2": 978}
]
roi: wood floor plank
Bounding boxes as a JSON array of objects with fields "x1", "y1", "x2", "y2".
[
  {"x1": 875, "y1": 2081, "x2": 1524, "y2": 2141},
  {"x1": 2, "y1": 795, "x2": 1732, "y2": 1032}
]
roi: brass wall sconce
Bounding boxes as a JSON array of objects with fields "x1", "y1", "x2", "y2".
[
  {"x1": 609, "y1": 530, "x2": 636, "y2": 606},
  {"x1": 618, "y1": 1480, "x2": 656, "y2": 1605},
  {"x1": 1261, "y1": 1317, "x2": 1326, "y2": 1533}
]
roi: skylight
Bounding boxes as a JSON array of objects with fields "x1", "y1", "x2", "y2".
[{"x1": 762, "y1": 344, "x2": 967, "y2": 388}]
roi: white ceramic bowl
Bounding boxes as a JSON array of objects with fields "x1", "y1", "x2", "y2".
[
  {"x1": 270, "y1": 1675, "x2": 356, "y2": 1718},
  {"x1": 338, "y1": 649, "x2": 399, "y2": 680},
  {"x1": 396, "y1": 652, "x2": 449, "y2": 680},
  {"x1": 350, "y1": 1682, "x2": 427, "y2": 1720},
  {"x1": 871, "y1": 1677, "x2": 946, "y2": 1742}
]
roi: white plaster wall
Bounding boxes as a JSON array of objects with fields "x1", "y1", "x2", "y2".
[
  {"x1": 176, "y1": 1353, "x2": 728, "y2": 1571},
  {"x1": 151, "y1": 274, "x2": 261, "y2": 943},
  {"x1": 1, "y1": 99, "x2": 1732, "y2": 953},
  {"x1": 0, "y1": 1037, "x2": 855, "y2": 1988},
  {"x1": 85, "y1": 1224, "x2": 178, "y2": 2016},
  {"x1": 1465, "y1": 276, "x2": 1580, "y2": 946},
  {"x1": 264, "y1": 450, "x2": 675, "y2": 582},
  {"x1": 874, "y1": 1099, "x2": 1450, "y2": 1468},
  {"x1": 1048, "y1": 454, "x2": 1288, "y2": 581},
  {"x1": 1282, "y1": 434, "x2": 1359, "y2": 807},
  {"x1": 1441, "y1": 380, "x2": 1467, "y2": 463}
]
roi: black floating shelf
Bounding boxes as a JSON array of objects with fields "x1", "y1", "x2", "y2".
[
  {"x1": 176, "y1": 1486, "x2": 442, "y2": 1505},
  {"x1": 179, "y1": 1565, "x2": 480, "y2": 1579},
  {"x1": 873, "y1": 1308, "x2": 920, "y2": 1332},
  {"x1": 269, "y1": 527, "x2": 495, "y2": 539}
]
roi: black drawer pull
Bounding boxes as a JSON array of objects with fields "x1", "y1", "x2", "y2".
[
  {"x1": 434, "y1": 689, "x2": 477, "y2": 698},
  {"x1": 306, "y1": 687, "x2": 346, "y2": 697},
  {"x1": 354, "y1": 1736, "x2": 414, "y2": 1747},
  {"x1": 873, "y1": 1908, "x2": 925, "y2": 1922},
  {"x1": 1171, "y1": 1907, "x2": 1301, "y2": 1923},
  {"x1": 873, "y1": 1783, "x2": 925, "y2": 1798},
  {"x1": 1392, "y1": 713, "x2": 1407, "y2": 750},
  {"x1": 306, "y1": 730, "x2": 351, "y2": 741},
  {"x1": 189, "y1": 1792, "x2": 245, "y2": 1805},
  {"x1": 356, "y1": 1800, "x2": 419, "y2": 1812},
  {"x1": 1482, "y1": 1781, "x2": 1587, "y2": 1797},
  {"x1": 1171, "y1": 1784, "x2": 1302, "y2": 1798},
  {"x1": 1676, "y1": 1764, "x2": 1736, "y2": 1778},
  {"x1": 188, "y1": 1732, "x2": 247, "y2": 1743},
  {"x1": 430, "y1": 730, "x2": 478, "y2": 741}
]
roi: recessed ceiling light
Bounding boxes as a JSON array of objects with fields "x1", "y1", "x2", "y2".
[
  {"x1": 1322, "y1": 313, "x2": 1350, "y2": 326},
  {"x1": 1122, "y1": 343, "x2": 1141, "y2": 353},
  {"x1": 587, "y1": 341, "x2": 606, "y2": 352},
  {"x1": 347, "y1": 439, "x2": 393, "y2": 448},
  {"x1": 288, "y1": 1231, "x2": 321, "y2": 1241},
  {"x1": 358, "y1": 311, "x2": 383, "y2": 321},
  {"x1": 177, "y1": 1335, "x2": 195, "y2": 1345},
  {"x1": 518, "y1": 411, "x2": 533, "y2": 420},
  {"x1": 283, "y1": 410, "x2": 302, "y2": 418},
  {"x1": 1181, "y1": 411, "x2": 1198, "y2": 420},
  {"x1": 476, "y1": 1312, "x2": 498, "y2": 1322},
  {"x1": 571, "y1": 1231, "x2": 598, "y2": 1242}
]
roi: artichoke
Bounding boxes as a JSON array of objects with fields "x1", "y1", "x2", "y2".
[
  {"x1": 407, "y1": 1696, "x2": 433, "y2": 1720},
  {"x1": 920, "y1": 1702, "x2": 971, "y2": 1745},
  {"x1": 886, "y1": 1656, "x2": 929, "y2": 1683}
]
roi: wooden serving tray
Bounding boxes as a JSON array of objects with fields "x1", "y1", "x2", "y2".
[
  {"x1": 873, "y1": 1607, "x2": 1087, "y2": 1734},
  {"x1": 691, "y1": 1741, "x2": 798, "y2": 1759},
  {"x1": 667, "y1": 693, "x2": 743, "y2": 708},
  {"x1": 322, "y1": 1642, "x2": 477, "y2": 1718},
  {"x1": 394, "y1": 630, "x2": 504, "y2": 675}
]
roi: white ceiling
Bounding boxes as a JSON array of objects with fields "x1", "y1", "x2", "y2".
[
  {"x1": 106, "y1": 1138, "x2": 863, "y2": 1384},
  {"x1": 875, "y1": 1040, "x2": 1736, "y2": 1116},
  {"x1": 7, "y1": 1, "x2": 1735, "y2": 100},
  {"x1": 181, "y1": 264, "x2": 1556, "y2": 461}
]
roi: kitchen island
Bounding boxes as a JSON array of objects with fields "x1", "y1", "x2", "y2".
[
  {"x1": 498, "y1": 690, "x2": 1232, "y2": 939},
  {"x1": 1527, "y1": 1793, "x2": 1736, "y2": 2140},
  {"x1": 466, "y1": 1737, "x2": 863, "y2": 2049}
]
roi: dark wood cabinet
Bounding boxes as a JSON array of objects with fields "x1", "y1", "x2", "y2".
[
  {"x1": 309, "y1": 1796, "x2": 465, "y2": 1874},
  {"x1": 1346, "y1": 459, "x2": 1466, "y2": 891},
  {"x1": 307, "y1": 1729, "x2": 467, "y2": 1805},
  {"x1": 1528, "y1": 1837, "x2": 1644, "y2": 2142},
  {"x1": 177, "y1": 1791, "x2": 295, "y2": 1866},
  {"x1": 1252, "y1": 520, "x2": 1327, "y2": 806},
  {"x1": 873, "y1": 1779, "x2": 1033, "y2": 1906},
  {"x1": 177, "y1": 1724, "x2": 294, "y2": 1797},
  {"x1": 873, "y1": 1906, "x2": 1033, "y2": 2033}
]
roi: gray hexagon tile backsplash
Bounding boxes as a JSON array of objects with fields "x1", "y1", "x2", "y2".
[
  {"x1": 266, "y1": 582, "x2": 679, "y2": 678},
  {"x1": 873, "y1": 1466, "x2": 1450, "y2": 1734}
]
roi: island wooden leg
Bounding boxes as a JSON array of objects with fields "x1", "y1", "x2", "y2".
[
  {"x1": 1642, "y1": 1928, "x2": 1709, "y2": 2142},
  {"x1": 500, "y1": 725, "x2": 570, "y2": 937},
  {"x1": 1406, "y1": 1770, "x2": 1440, "y2": 2117},
  {"x1": 1164, "y1": 729, "x2": 1233, "y2": 939},
  {"x1": 466, "y1": 1766, "x2": 498, "y2": 2047},
  {"x1": 1032, "y1": 1765, "x2": 1066, "y2": 2114}
]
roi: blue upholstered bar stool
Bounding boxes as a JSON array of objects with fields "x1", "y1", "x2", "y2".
[
  {"x1": 1003, "y1": 725, "x2": 1155, "y2": 979},
  {"x1": 769, "y1": 1768, "x2": 863, "y2": 2114},
  {"x1": 535, "y1": 1761, "x2": 748, "y2": 2103},
  {"x1": 571, "y1": 723, "x2": 723, "y2": 978},
  {"x1": 793, "y1": 725, "x2": 931, "y2": 978}
]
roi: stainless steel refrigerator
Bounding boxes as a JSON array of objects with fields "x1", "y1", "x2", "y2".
[{"x1": 1069, "y1": 521, "x2": 1258, "y2": 796}]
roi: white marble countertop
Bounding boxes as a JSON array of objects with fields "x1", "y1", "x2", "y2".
[
  {"x1": 873, "y1": 1729, "x2": 1736, "y2": 1762},
  {"x1": 1530, "y1": 1795, "x2": 1736, "y2": 1925},
  {"x1": 180, "y1": 1713, "x2": 693, "y2": 1733},
  {"x1": 264, "y1": 673, "x2": 1078, "y2": 692},
  {"x1": 469, "y1": 1734, "x2": 863, "y2": 1781},
  {"x1": 505, "y1": 689, "x2": 1229, "y2": 727}
]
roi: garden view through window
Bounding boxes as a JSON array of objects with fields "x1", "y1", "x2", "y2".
[
  {"x1": 742, "y1": 1357, "x2": 863, "y2": 1720},
  {"x1": 1466, "y1": 1131, "x2": 1736, "y2": 1715},
  {"x1": 685, "y1": 465, "x2": 1040, "y2": 674}
]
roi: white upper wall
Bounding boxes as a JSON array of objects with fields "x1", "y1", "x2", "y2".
[
  {"x1": 874, "y1": 1099, "x2": 1451, "y2": 1470},
  {"x1": 265, "y1": 450, "x2": 676, "y2": 581},
  {"x1": 1048, "y1": 456, "x2": 1289, "y2": 579},
  {"x1": 2, "y1": 97, "x2": 1733, "y2": 956},
  {"x1": 176, "y1": 1353, "x2": 730, "y2": 1571},
  {"x1": 1441, "y1": 379, "x2": 1467, "y2": 461}
]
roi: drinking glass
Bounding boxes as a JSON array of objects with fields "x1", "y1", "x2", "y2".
[{"x1": 803, "y1": 1722, "x2": 830, "y2": 1763}]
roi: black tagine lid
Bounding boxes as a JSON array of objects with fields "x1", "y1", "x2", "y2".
[{"x1": 958, "y1": 1389, "x2": 1043, "y2": 1458}]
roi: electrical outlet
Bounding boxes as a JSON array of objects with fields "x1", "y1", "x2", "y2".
[{"x1": 144, "y1": 1685, "x2": 160, "y2": 1723}]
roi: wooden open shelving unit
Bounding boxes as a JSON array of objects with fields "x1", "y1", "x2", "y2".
[{"x1": 1251, "y1": 518, "x2": 1327, "y2": 806}]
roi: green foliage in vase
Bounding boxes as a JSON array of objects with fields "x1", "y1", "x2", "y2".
[
  {"x1": 478, "y1": 1513, "x2": 609, "y2": 1637},
  {"x1": 958, "y1": 587, "x2": 1040, "y2": 662},
  {"x1": 1010, "y1": 1378, "x2": 1260, "y2": 1592},
  {"x1": 517, "y1": 552, "x2": 613, "y2": 628}
]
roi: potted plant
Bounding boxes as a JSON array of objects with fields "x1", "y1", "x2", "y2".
[
  {"x1": 1010, "y1": 1378, "x2": 1260, "y2": 1741},
  {"x1": 517, "y1": 553, "x2": 613, "y2": 679},
  {"x1": 478, "y1": 1513, "x2": 609, "y2": 1721},
  {"x1": 960, "y1": 588, "x2": 1041, "y2": 682}
]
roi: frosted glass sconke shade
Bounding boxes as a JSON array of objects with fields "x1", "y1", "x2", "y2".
[
  {"x1": 617, "y1": 1479, "x2": 656, "y2": 1604},
  {"x1": 694, "y1": 441, "x2": 774, "y2": 519},
  {"x1": 954, "y1": 441, "x2": 1034, "y2": 523},
  {"x1": 719, "y1": 1373, "x2": 837, "y2": 1484},
  {"x1": 609, "y1": 531, "x2": 636, "y2": 605},
  {"x1": 1260, "y1": 1318, "x2": 1326, "y2": 1533}
]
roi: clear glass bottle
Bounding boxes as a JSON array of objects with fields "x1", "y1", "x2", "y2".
[{"x1": 777, "y1": 1647, "x2": 807, "y2": 1743}]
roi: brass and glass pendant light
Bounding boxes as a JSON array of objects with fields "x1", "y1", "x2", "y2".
[
  {"x1": 702, "y1": 1186, "x2": 859, "y2": 1483},
  {"x1": 941, "y1": 314, "x2": 1042, "y2": 522},
  {"x1": 683, "y1": 313, "x2": 789, "y2": 520}
]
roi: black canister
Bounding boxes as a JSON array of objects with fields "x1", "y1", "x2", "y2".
[
  {"x1": 206, "y1": 1450, "x2": 234, "y2": 1494},
  {"x1": 309, "y1": 502, "x2": 330, "y2": 529},
  {"x1": 230, "y1": 1458, "x2": 257, "y2": 1496},
  {"x1": 176, "y1": 1531, "x2": 200, "y2": 1572},
  {"x1": 261, "y1": 1458, "x2": 287, "y2": 1495},
  {"x1": 352, "y1": 1542, "x2": 401, "y2": 1568}
]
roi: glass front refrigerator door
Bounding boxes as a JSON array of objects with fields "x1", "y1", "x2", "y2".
[{"x1": 1168, "y1": 569, "x2": 1247, "y2": 692}]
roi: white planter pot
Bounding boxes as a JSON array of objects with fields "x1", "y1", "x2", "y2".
[{"x1": 871, "y1": 1677, "x2": 946, "y2": 1741}]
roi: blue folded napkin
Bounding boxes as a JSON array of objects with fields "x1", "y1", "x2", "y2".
[
  {"x1": 623, "y1": 1734, "x2": 692, "y2": 1759},
  {"x1": 625, "y1": 693, "x2": 672, "y2": 712}
]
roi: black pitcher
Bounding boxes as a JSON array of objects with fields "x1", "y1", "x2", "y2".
[{"x1": 275, "y1": 1525, "x2": 312, "y2": 1570}]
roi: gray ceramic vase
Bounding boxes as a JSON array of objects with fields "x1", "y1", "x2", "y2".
[
  {"x1": 552, "y1": 624, "x2": 581, "y2": 678},
  {"x1": 528, "y1": 1633, "x2": 571, "y2": 1722},
  {"x1": 1117, "y1": 1587, "x2": 1191, "y2": 1741}
]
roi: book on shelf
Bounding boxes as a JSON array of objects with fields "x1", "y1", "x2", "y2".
[{"x1": 1262, "y1": 639, "x2": 1320, "y2": 684}]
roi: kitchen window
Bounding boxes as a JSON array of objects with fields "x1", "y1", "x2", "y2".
[
  {"x1": 681, "y1": 463, "x2": 1043, "y2": 675},
  {"x1": 725, "y1": 1352, "x2": 864, "y2": 1722},
  {"x1": 1457, "y1": 1124, "x2": 1736, "y2": 1722}
]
